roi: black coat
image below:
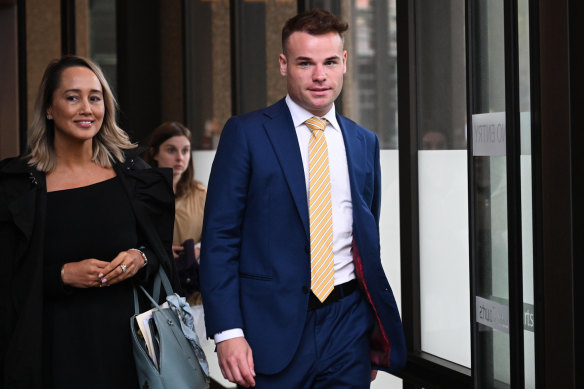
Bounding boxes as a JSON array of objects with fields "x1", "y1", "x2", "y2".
[{"x1": 0, "y1": 151, "x2": 176, "y2": 389}]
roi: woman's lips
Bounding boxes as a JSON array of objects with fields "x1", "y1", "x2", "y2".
[{"x1": 75, "y1": 120, "x2": 94, "y2": 128}]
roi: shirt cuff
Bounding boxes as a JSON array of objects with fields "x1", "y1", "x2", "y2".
[{"x1": 214, "y1": 328, "x2": 244, "y2": 344}]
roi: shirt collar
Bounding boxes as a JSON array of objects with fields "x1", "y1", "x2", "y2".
[{"x1": 285, "y1": 95, "x2": 341, "y2": 133}]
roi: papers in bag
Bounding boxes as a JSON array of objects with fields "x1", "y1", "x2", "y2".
[{"x1": 136, "y1": 301, "x2": 169, "y2": 369}]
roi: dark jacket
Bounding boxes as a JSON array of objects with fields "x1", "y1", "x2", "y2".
[{"x1": 0, "y1": 150, "x2": 176, "y2": 389}]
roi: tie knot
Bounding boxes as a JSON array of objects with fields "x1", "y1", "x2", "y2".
[{"x1": 305, "y1": 117, "x2": 327, "y2": 132}]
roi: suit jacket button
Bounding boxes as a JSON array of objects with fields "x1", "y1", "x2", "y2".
[{"x1": 302, "y1": 286, "x2": 309, "y2": 294}]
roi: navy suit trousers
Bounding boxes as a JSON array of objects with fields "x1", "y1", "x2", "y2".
[{"x1": 240, "y1": 289, "x2": 375, "y2": 389}]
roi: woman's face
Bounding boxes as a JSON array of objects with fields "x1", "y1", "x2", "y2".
[
  {"x1": 154, "y1": 135, "x2": 191, "y2": 178},
  {"x1": 47, "y1": 66, "x2": 105, "y2": 144}
]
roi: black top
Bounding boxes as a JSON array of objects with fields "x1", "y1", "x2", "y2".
[
  {"x1": 44, "y1": 176, "x2": 138, "y2": 388},
  {"x1": 0, "y1": 153, "x2": 175, "y2": 389}
]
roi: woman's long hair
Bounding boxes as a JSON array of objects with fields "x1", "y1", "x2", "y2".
[
  {"x1": 145, "y1": 121, "x2": 196, "y2": 199},
  {"x1": 27, "y1": 55, "x2": 135, "y2": 172}
]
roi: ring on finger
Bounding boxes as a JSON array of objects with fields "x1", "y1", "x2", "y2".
[{"x1": 120, "y1": 264, "x2": 127, "y2": 273}]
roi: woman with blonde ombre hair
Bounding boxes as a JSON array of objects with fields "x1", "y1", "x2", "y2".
[
  {"x1": 0, "y1": 55, "x2": 177, "y2": 388},
  {"x1": 27, "y1": 56, "x2": 133, "y2": 172}
]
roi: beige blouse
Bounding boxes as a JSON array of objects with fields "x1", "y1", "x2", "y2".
[{"x1": 173, "y1": 182, "x2": 207, "y2": 246}]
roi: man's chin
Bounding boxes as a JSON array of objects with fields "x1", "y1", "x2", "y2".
[{"x1": 308, "y1": 102, "x2": 333, "y2": 115}]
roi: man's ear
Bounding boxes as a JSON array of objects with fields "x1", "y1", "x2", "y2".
[{"x1": 279, "y1": 53, "x2": 288, "y2": 76}]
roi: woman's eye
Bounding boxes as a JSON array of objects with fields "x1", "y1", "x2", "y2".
[
  {"x1": 90, "y1": 96, "x2": 102, "y2": 102},
  {"x1": 66, "y1": 95, "x2": 78, "y2": 102}
]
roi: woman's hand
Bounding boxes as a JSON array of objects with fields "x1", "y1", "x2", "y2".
[
  {"x1": 98, "y1": 249, "x2": 146, "y2": 286},
  {"x1": 172, "y1": 244, "x2": 184, "y2": 259},
  {"x1": 61, "y1": 259, "x2": 109, "y2": 288}
]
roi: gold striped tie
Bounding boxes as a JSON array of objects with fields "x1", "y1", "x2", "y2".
[{"x1": 306, "y1": 117, "x2": 334, "y2": 302}]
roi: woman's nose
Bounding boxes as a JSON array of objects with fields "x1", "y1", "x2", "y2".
[{"x1": 79, "y1": 98, "x2": 92, "y2": 114}]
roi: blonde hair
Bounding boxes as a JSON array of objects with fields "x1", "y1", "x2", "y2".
[{"x1": 27, "y1": 55, "x2": 135, "y2": 172}]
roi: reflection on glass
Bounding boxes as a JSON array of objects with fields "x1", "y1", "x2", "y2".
[
  {"x1": 330, "y1": 2, "x2": 402, "y2": 388},
  {"x1": 185, "y1": 0, "x2": 231, "y2": 150},
  {"x1": 185, "y1": 0, "x2": 296, "y2": 150},
  {"x1": 89, "y1": 0, "x2": 117, "y2": 92},
  {"x1": 415, "y1": 0, "x2": 467, "y2": 151},
  {"x1": 471, "y1": 0, "x2": 510, "y2": 387},
  {"x1": 340, "y1": 0, "x2": 398, "y2": 149},
  {"x1": 415, "y1": 0, "x2": 471, "y2": 368}
]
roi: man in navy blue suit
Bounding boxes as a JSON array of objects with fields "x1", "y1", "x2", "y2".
[{"x1": 200, "y1": 9, "x2": 406, "y2": 388}]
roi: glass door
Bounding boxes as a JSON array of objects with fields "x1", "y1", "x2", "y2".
[
  {"x1": 468, "y1": 0, "x2": 536, "y2": 387},
  {"x1": 469, "y1": 1, "x2": 510, "y2": 386}
]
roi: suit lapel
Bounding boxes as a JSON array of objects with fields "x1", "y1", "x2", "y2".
[
  {"x1": 337, "y1": 114, "x2": 365, "y2": 201},
  {"x1": 263, "y1": 100, "x2": 310, "y2": 239}
]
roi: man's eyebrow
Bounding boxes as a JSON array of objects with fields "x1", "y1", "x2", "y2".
[{"x1": 294, "y1": 55, "x2": 341, "y2": 62}]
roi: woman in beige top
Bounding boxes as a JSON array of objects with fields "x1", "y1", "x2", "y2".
[{"x1": 145, "y1": 122, "x2": 206, "y2": 302}]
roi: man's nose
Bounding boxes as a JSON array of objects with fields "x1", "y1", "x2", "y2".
[{"x1": 312, "y1": 64, "x2": 326, "y2": 81}]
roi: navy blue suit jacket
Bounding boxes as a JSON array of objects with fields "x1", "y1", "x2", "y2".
[{"x1": 200, "y1": 99, "x2": 406, "y2": 375}]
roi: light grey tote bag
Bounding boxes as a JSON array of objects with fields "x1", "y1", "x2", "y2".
[{"x1": 131, "y1": 266, "x2": 209, "y2": 389}]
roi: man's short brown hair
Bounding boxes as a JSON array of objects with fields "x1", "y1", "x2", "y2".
[{"x1": 282, "y1": 9, "x2": 349, "y2": 54}]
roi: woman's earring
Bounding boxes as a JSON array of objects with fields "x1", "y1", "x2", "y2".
[{"x1": 46, "y1": 114, "x2": 52, "y2": 120}]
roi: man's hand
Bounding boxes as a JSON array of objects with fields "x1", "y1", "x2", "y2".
[{"x1": 216, "y1": 337, "x2": 256, "y2": 387}]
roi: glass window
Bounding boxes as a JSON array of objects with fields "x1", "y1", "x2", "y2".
[
  {"x1": 89, "y1": 0, "x2": 117, "y2": 94},
  {"x1": 341, "y1": 0, "x2": 398, "y2": 149},
  {"x1": 334, "y1": 2, "x2": 402, "y2": 388},
  {"x1": 185, "y1": 0, "x2": 231, "y2": 150},
  {"x1": 470, "y1": 0, "x2": 511, "y2": 386},
  {"x1": 185, "y1": 0, "x2": 296, "y2": 150},
  {"x1": 415, "y1": 0, "x2": 471, "y2": 368}
]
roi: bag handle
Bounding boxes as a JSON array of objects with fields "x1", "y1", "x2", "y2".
[
  {"x1": 152, "y1": 265, "x2": 174, "y2": 302},
  {"x1": 133, "y1": 265, "x2": 174, "y2": 315}
]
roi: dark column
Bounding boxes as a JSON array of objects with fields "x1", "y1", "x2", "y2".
[
  {"x1": 536, "y1": 0, "x2": 575, "y2": 387},
  {"x1": 116, "y1": 0, "x2": 161, "y2": 144},
  {"x1": 231, "y1": 0, "x2": 267, "y2": 115}
]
